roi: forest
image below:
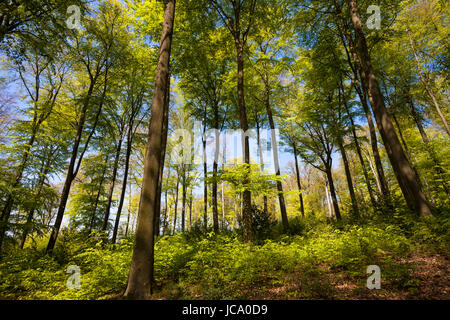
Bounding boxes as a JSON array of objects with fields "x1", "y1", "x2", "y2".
[{"x1": 0, "y1": 0, "x2": 448, "y2": 301}]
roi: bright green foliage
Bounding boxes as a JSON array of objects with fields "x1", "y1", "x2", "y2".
[{"x1": 1, "y1": 212, "x2": 448, "y2": 299}]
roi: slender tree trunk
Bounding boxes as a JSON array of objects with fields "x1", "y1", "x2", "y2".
[
  {"x1": 202, "y1": 139, "x2": 208, "y2": 232},
  {"x1": 154, "y1": 70, "x2": 171, "y2": 238},
  {"x1": 189, "y1": 191, "x2": 192, "y2": 231},
  {"x1": 125, "y1": 177, "x2": 132, "y2": 238},
  {"x1": 236, "y1": 41, "x2": 253, "y2": 243},
  {"x1": 347, "y1": 0, "x2": 432, "y2": 217},
  {"x1": 112, "y1": 127, "x2": 133, "y2": 243},
  {"x1": 181, "y1": 165, "x2": 186, "y2": 232},
  {"x1": 123, "y1": 0, "x2": 175, "y2": 299},
  {"x1": 221, "y1": 136, "x2": 226, "y2": 229},
  {"x1": 19, "y1": 148, "x2": 53, "y2": 249},
  {"x1": 173, "y1": 172, "x2": 179, "y2": 235},
  {"x1": 46, "y1": 80, "x2": 97, "y2": 253},
  {"x1": 392, "y1": 114, "x2": 433, "y2": 203},
  {"x1": 325, "y1": 182, "x2": 333, "y2": 218},
  {"x1": 407, "y1": 30, "x2": 450, "y2": 137},
  {"x1": 336, "y1": 2, "x2": 391, "y2": 206},
  {"x1": 102, "y1": 137, "x2": 123, "y2": 234},
  {"x1": 0, "y1": 120, "x2": 41, "y2": 251},
  {"x1": 292, "y1": 143, "x2": 305, "y2": 218},
  {"x1": 343, "y1": 101, "x2": 378, "y2": 208},
  {"x1": 337, "y1": 138, "x2": 360, "y2": 218},
  {"x1": 89, "y1": 160, "x2": 108, "y2": 234},
  {"x1": 263, "y1": 74, "x2": 288, "y2": 230},
  {"x1": 256, "y1": 119, "x2": 268, "y2": 215},
  {"x1": 407, "y1": 95, "x2": 449, "y2": 196},
  {"x1": 325, "y1": 167, "x2": 341, "y2": 220},
  {"x1": 212, "y1": 104, "x2": 219, "y2": 233}
]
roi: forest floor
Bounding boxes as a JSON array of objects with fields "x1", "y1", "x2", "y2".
[
  {"x1": 1, "y1": 214, "x2": 449, "y2": 300},
  {"x1": 150, "y1": 251, "x2": 450, "y2": 300}
]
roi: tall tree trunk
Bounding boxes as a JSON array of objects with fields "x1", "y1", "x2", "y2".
[
  {"x1": 123, "y1": 0, "x2": 175, "y2": 299},
  {"x1": 173, "y1": 172, "x2": 179, "y2": 235},
  {"x1": 112, "y1": 126, "x2": 133, "y2": 244},
  {"x1": 392, "y1": 114, "x2": 433, "y2": 203},
  {"x1": 46, "y1": 79, "x2": 98, "y2": 253},
  {"x1": 202, "y1": 138, "x2": 208, "y2": 232},
  {"x1": 325, "y1": 182, "x2": 334, "y2": 218},
  {"x1": 19, "y1": 146, "x2": 53, "y2": 249},
  {"x1": 89, "y1": 160, "x2": 108, "y2": 234},
  {"x1": 154, "y1": 70, "x2": 171, "y2": 238},
  {"x1": 189, "y1": 190, "x2": 192, "y2": 231},
  {"x1": 407, "y1": 30, "x2": 450, "y2": 137},
  {"x1": 343, "y1": 100, "x2": 378, "y2": 208},
  {"x1": 125, "y1": 176, "x2": 132, "y2": 238},
  {"x1": 0, "y1": 120, "x2": 41, "y2": 252},
  {"x1": 162, "y1": 164, "x2": 171, "y2": 236},
  {"x1": 325, "y1": 167, "x2": 341, "y2": 220},
  {"x1": 263, "y1": 74, "x2": 288, "y2": 231},
  {"x1": 347, "y1": 0, "x2": 432, "y2": 217},
  {"x1": 212, "y1": 104, "x2": 219, "y2": 233},
  {"x1": 236, "y1": 41, "x2": 253, "y2": 243},
  {"x1": 181, "y1": 165, "x2": 186, "y2": 232},
  {"x1": 407, "y1": 94, "x2": 449, "y2": 196},
  {"x1": 256, "y1": 119, "x2": 268, "y2": 215},
  {"x1": 336, "y1": 2, "x2": 391, "y2": 207},
  {"x1": 337, "y1": 138, "x2": 360, "y2": 218},
  {"x1": 221, "y1": 135, "x2": 227, "y2": 229},
  {"x1": 102, "y1": 136, "x2": 123, "y2": 234},
  {"x1": 292, "y1": 143, "x2": 305, "y2": 218}
]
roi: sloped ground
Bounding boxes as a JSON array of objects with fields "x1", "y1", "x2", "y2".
[{"x1": 151, "y1": 251, "x2": 449, "y2": 300}]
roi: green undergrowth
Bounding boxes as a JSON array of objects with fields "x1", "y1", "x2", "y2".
[{"x1": 0, "y1": 212, "x2": 448, "y2": 300}]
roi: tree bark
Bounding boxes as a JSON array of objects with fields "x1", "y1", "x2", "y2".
[
  {"x1": 292, "y1": 142, "x2": 305, "y2": 218},
  {"x1": 263, "y1": 73, "x2": 288, "y2": 230},
  {"x1": 407, "y1": 94, "x2": 449, "y2": 196},
  {"x1": 255, "y1": 118, "x2": 268, "y2": 215},
  {"x1": 123, "y1": 0, "x2": 175, "y2": 299},
  {"x1": 337, "y1": 138, "x2": 360, "y2": 218},
  {"x1": 112, "y1": 126, "x2": 133, "y2": 244},
  {"x1": 181, "y1": 165, "x2": 186, "y2": 232},
  {"x1": 236, "y1": 43, "x2": 253, "y2": 242},
  {"x1": 46, "y1": 78, "x2": 99, "y2": 253},
  {"x1": 202, "y1": 138, "x2": 208, "y2": 232},
  {"x1": 343, "y1": 100, "x2": 378, "y2": 208},
  {"x1": 212, "y1": 103, "x2": 219, "y2": 233},
  {"x1": 335, "y1": 1, "x2": 391, "y2": 207},
  {"x1": 89, "y1": 160, "x2": 108, "y2": 234},
  {"x1": 173, "y1": 172, "x2": 179, "y2": 235},
  {"x1": 407, "y1": 30, "x2": 450, "y2": 137},
  {"x1": 325, "y1": 166, "x2": 341, "y2": 220},
  {"x1": 347, "y1": 0, "x2": 432, "y2": 217},
  {"x1": 19, "y1": 145, "x2": 53, "y2": 249},
  {"x1": 154, "y1": 70, "x2": 171, "y2": 238},
  {"x1": 102, "y1": 136, "x2": 123, "y2": 234}
]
